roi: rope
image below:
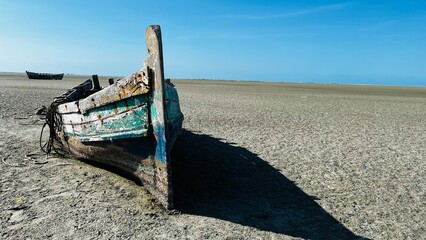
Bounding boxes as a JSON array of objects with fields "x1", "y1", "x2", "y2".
[{"x1": 39, "y1": 102, "x2": 67, "y2": 157}]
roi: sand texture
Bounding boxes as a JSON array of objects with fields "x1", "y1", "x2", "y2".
[{"x1": 0, "y1": 73, "x2": 425, "y2": 239}]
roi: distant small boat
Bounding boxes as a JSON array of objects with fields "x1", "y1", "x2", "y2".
[{"x1": 26, "y1": 71, "x2": 64, "y2": 80}]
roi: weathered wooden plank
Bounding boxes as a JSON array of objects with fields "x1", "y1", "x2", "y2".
[
  {"x1": 78, "y1": 69, "x2": 150, "y2": 114},
  {"x1": 165, "y1": 83, "x2": 183, "y2": 123},
  {"x1": 60, "y1": 95, "x2": 149, "y2": 124},
  {"x1": 62, "y1": 104, "x2": 149, "y2": 141},
  {"x1": 135, "y1": 25, "x2": 172, "y2": 208},
  {"x1": 57, "y1": 101, "x2": 79, "y2": 113},
  {"x1": 61, "y1": 94, "x2": 150, "y2": 142}
]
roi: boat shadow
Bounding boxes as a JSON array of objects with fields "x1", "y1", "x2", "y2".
[{"x1": 172, "y1": 129, "x2": 362, "y2": 239}]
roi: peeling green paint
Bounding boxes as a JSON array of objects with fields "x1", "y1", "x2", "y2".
[{"x1": 63, "y1": 94, "x2": 150, "y2": 141}]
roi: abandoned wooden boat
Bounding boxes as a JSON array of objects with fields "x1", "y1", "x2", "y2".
[
  {"x1": 26, "y1": 71, "x2": 64, "y2": 80},
  {"x1": 41, "y1": 25, "x2": 184, "y2": 209}
]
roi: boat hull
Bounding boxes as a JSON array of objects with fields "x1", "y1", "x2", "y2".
[
  {"x1": 45, "y1": 25, "x2": 183, "y2": 209},
  {"x1": 58, "y1": 112, "x2": 183, "y2": 208},
  {"x1": 26, "y1": 71, "x2": 64, "y2": 80}
]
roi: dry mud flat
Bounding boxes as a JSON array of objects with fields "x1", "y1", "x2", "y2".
[{"x1": 0, "y1": 74, "x2": 425, "y2": 239}]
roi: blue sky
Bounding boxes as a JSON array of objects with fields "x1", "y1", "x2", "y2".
[{"x1": 1, "y1": 0, "x2": 425, "y2": 86}]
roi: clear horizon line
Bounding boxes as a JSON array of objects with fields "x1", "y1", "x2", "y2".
[{"x1": 1, "y1": 71, "x2": 425, "y2": 87}]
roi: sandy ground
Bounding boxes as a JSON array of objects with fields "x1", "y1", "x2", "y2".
[{"x1": 0, "y1": 73, "x2": 425, "y2": 239}]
